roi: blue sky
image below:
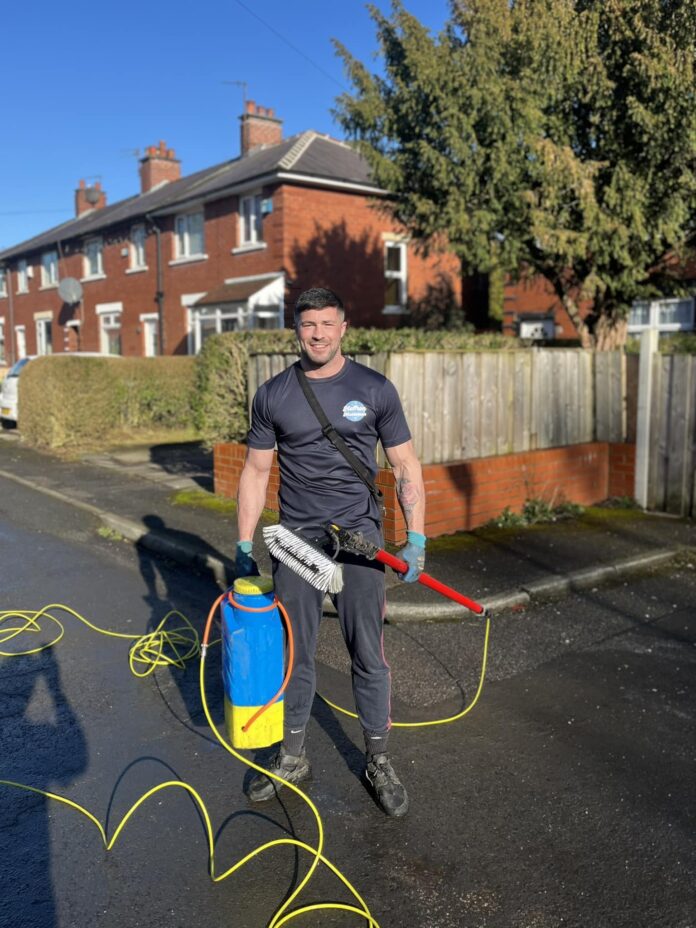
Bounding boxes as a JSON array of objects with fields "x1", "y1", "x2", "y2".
[{"x1": 0, "y1": 0, "x2": 450, "y2": 251}]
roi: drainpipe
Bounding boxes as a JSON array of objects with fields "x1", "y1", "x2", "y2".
[
  {"x1": 146, "y1": 215, "x2": 165, "y2": 355},
  {"x1": 5, "y1": 267, "x2": 15, "y2": 365}
]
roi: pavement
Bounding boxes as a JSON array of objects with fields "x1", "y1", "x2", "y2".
[{"x1": 0, "y1": 431, "x2": 693, "y2": 621}]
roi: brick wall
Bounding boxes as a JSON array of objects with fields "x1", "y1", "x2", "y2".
[
  {"x1": 215, "y1": 441, "x2": 637, "y2": 546},
  {"x1": 279, "y1": 185, "x2": 461, "y2": 328},
  {"x1": 608, "y1": 443, "x2": 636, "y2": 499}
]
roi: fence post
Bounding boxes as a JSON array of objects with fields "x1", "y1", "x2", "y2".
[{"x1": 634, "y1": 326, "x2": 659, "y2": 508}]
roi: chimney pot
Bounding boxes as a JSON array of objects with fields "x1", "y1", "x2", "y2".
[
  {"x1": 139, "y1": 141, "x2": 181, "y2": 193},
  {"x1": 75, "y1": 179, "x2": 107, "y2": 216},
  {"x1": 240, "y1": 101, "x2": 283, "y2": 156}
]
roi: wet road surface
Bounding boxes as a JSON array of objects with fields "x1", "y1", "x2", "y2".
[{"x1": 0, "y1": 474, "x2": 694, "y2": 928}]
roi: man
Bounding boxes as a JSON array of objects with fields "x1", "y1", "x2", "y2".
[{"x1": 235, "y1": 287, "x2": 426, "y2": 817}]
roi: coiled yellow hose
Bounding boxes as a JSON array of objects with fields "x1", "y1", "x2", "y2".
[{"x1": 0, "y1": 599, "x2": 491, "y2": 927}]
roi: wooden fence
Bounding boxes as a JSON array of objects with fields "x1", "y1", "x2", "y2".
[
  {"x1": 249, "y1": 349, "x2": 632, "y2": 467},
  {"x1": 645, "y1": 353, "x2": 696, "y2": 516}
]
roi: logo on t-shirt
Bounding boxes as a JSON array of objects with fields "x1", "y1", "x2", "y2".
[{"x1": 342, "y1": 400, "x2": 368, "y2": 422}]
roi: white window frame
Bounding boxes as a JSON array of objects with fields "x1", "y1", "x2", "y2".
[
  {"x1": 17, "y1": 260, "x2": 28, "y2": 294},
  {"x1": 128, "y1": 224, "x2": 147, "y2": 272},
  {"x1": 0, "y1": 318, "x2": 5, "y2": 363},
  {"x1": 628, "y1": 297, "x2": 695, "y2": 334},
  {"x1": 83, "y1": 237, "x2": 104, "y2": 280},
  {"x1": 41, "y1": 250, "x2": 59, "y2": 288},
  {"x1": 139, "y1": 313, "x2": 159, "y2": 357},
  {"x1": 0, "y1": 270, "x2": 7, "y2": 298},
  {"x1": 173, "y1": 211, "x2": 205, "y2": 262},
  {"x1": 383, "y1": 241, "x2": 408, "y2": 314},
  {"x1": 35, "y1": 315, "x2": 53, "y2": 355},
  {"x1": 189, "y1": 304, "x2": 245, "y2": 354},
  {"x1": 238, "y1": 193, "x2": 264, "y2": 248},
  {"x1": 96, "y1": 302, "x2": 122, "y2": 355}
]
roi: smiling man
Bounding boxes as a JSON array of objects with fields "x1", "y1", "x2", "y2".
[{"x1": 235, "y1": 286, "x2": 426, "y2": 817}]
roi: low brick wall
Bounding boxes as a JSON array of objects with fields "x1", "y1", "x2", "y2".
[{"x1": 214, "y1": 441, "x2": 636, "y2": 545}]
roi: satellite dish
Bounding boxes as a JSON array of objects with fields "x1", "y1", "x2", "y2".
[
  {"x1": 84, "y1": 186, "x2": 101, "y2": 205},
  {"x1": 58, "y1": 277, "x2": 83, "y2": 304}
]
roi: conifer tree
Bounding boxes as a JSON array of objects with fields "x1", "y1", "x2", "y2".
[{"x1": 335, "y1": 0, "x2": 696, "y2": 347}]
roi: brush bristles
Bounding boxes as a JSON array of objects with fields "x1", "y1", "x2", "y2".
[{"x1": 262, "y1": 525, "x2": 344, "y2": 594}]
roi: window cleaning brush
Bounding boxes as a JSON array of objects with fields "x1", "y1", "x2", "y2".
[{"x1": 262, "y1": 524, "x2": 344, "y2": 594}]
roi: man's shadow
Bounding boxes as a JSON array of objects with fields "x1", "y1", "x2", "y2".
[
  {"x1": 0, "y1": 647, "x2": 87, "y2": 928},
  {"x1": 136, "y1": 515, "x2": 229, "y2": 737}
]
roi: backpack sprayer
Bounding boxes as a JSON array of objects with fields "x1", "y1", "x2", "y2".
[{"x1": 220, "y1": 577, "x2": 294, "y2": 749}]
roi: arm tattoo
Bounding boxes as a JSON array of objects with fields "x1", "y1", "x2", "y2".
[{"x1": 396, "y1": 476, "x2": 419, "y2": 519}]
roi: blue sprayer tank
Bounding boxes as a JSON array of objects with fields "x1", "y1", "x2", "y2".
[{"x1": 221, "y1": 576, "x2": 284, "y2": 749}]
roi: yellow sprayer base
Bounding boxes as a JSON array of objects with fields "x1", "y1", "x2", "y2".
[{"x1": 224, "y1": 697, "x2": 284, "y2": 749}]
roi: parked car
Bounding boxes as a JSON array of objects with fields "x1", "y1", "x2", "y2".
[
  {"x1": 0, "y1": 357, "x2": 36, "y2": 428},
  {"x1": 0, "y1": 353, "x2": 118, "y2": 428}
]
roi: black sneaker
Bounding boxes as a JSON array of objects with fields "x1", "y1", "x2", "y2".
[
  {"x1": 364, "y1": 753, "x2": 409, "y2": 817},
  {"x1": 246, "y1": 748, "x2": 311, "y2": 802}
]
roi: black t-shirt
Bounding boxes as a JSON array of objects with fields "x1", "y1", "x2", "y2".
[{"x1": 247, "y1": 358, "x2": 411, "y2": 533}]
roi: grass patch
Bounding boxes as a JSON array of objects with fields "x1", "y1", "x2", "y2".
[
  {"x1": 97, "y1": 525, "x2": 125, "y2": 542},
  {"x1": 170, "y1": 488, "x2": 279, "y2": 523},
  {"x1": 486, "y1": 498, "x2": 586, "y2": 529}
]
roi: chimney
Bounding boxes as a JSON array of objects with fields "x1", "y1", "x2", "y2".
[
  {"x1": 75, "y1": 179, "x2": 107, "y2": 217},
  {"x1": 240, "y1": 101, "x2": 283, "y2": 156},
  {"x1": 139, "y1": 141, "x2": 181, "y2": 194}
]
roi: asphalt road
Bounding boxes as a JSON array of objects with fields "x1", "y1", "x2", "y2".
[{"x1": 0, "y1": 474, "x2": 694, "y2": 928}]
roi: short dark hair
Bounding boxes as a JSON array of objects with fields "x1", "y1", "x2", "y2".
[{"x1": 294, "y1": 287, "x2": 344, "y2": 322}]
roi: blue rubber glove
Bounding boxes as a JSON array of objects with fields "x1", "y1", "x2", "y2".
[
  {"x1": 235, "y1": 540, "x2": 259, "y2": 578},
  {"x1": 396, "y1": 531, "x2": 426, "y2": 583}
]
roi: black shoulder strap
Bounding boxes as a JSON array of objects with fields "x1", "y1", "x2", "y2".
[{"x1": 293, "y1": 363, "x2": 384, "y2": 507}]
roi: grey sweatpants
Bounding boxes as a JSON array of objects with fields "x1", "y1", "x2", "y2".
[{"x1": 272, "y1": 532, "x2": 390, "y2": 737}]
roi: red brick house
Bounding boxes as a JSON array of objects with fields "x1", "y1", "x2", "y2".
[{"x1": 0, "y1": 102, "x2": 460, "y2": 365}]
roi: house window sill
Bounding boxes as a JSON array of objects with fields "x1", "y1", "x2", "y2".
[
  {"x1": 39, "y1": 284, "x2": 59, "y2": 291},
  {"x1": 80, "y1": 274, "x2": 107, "y2": 283},
  {"x1": 126, "y1": 266, "x2": 149, "y2": 275},
  {"x1": 232, "y1": 242, "x2": 267, "y2": 255},
  {"x1": 169, "y1": 254, "x2": 208, "y2": 267}
]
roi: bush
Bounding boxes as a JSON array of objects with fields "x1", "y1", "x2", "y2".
[
  {"x1": 193, "y1": 328, "x2": 520, "y2": 446},
  {"x1": 20, "y1": 355, "x2": 197, "y2": 450}
]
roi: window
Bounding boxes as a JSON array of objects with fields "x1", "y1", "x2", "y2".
[
  {"x1": 17, "y1": 260, "x2": 29, "y2": 293},
  {"x1": 190, "y1": 305, "x2": 243, "y2": 353},
  {"x1": 239, "y1": 194, "x2": 263, "y2": 246},
  {"x1": 97, "y1": 303, "x2": 122, "y2": 355},
  {"x1": 628, "y1": 297, "x2": 695, "y2": 333},
  {"x1": 36, "y1": 317, "x2": 53, "y2": 355},
  {"x1": 0, "y1": 270, "x2": 6, "y2": 297},
  {"x1": 0, "y1": 319, "x2": 5, "y2": 363},
  {"x1": 83, "y1": 238, "x2": 104, "y2": 278},
  {"x1": 140, "y1": 313, "x2": 159, "y2": 357},
  {"x1": 384, "y1": 242, "x2": 408, "y2": 312},
  {"x1": 130, "y1": 225, "x2": 146, "y2": 270},
  {"x1": 41, "y1": 250, "x2": 59, "y2": 287},
  {"x1": 175, "y1": 212, "x2": 204, "y2": 258}
]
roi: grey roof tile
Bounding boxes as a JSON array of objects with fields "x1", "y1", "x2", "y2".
[{"x1": 0, "y1": 133, "x2": 379, "y2": 262}]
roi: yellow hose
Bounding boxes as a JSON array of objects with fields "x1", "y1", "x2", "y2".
[{"x1": 0, "y1": 600, "x2": 491, "y2": 927}]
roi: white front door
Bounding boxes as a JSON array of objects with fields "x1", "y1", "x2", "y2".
[{"x1": 15, "y1": 326, "x2": 26, "y2": 360}]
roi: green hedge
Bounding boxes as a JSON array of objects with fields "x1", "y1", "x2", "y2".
[
  {"x1": 20, "y1": 355, "x2": 197, "y2": 450},
  {"x1": 192, "y1": 328, "x2": 518, "y2": 446}
]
